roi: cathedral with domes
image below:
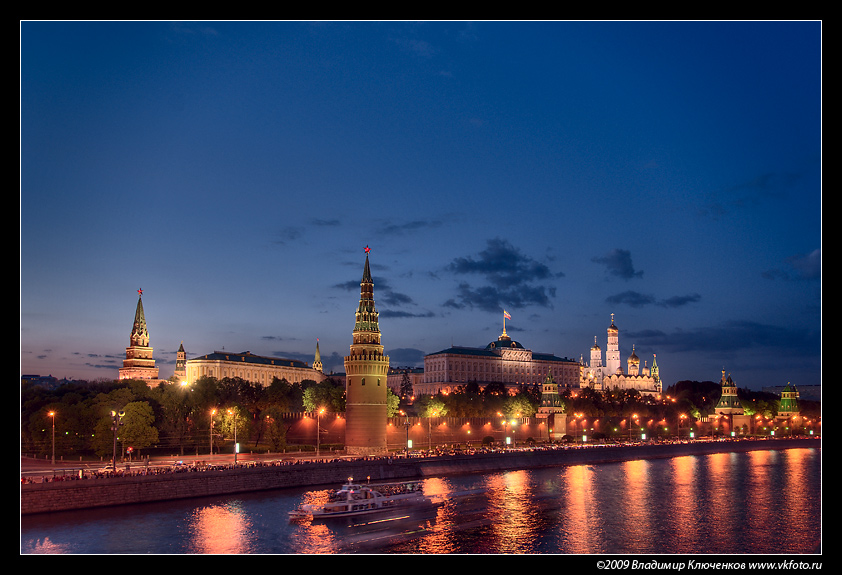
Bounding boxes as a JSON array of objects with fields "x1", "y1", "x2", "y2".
[{"x1": 580, "y1": 314, "x2": 662, "y2": 396}]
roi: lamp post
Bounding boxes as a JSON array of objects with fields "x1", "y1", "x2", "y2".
[
  {"x1": 404, "y1": 417, "x2": 411, "y2": 457},
  {"x1": 227, "y1": 408, "x2": 238, "y2": 464},
  {"x1": 316, "y1": 407, "x2": 325, "y2": 458},
  {"x1": 48, "y1": 411, "x2": 55, "y2": 465},
  {"x1": 111, "y1": 410, "x2": 124, "y2": 471},
  {"x1": 210, "y1": 408, "x2": 216, "y2": 456}
]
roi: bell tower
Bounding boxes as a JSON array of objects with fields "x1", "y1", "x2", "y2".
[
  {"x1": 343, "y1": 247, "x2": 390, "y2": 455},
  {"x1": 605, "y1": 313, "x2": 621, "y2": 375}
]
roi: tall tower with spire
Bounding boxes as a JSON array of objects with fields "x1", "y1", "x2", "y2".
[
  {"x1": 119, "y1": 289, "x2": 160, "y2": 382},
  {"x1": 174, "y1": 342, "x2": 186, "y2": 382},
  {"x1": 343, "y1": 247, "x2": 390, "y2": 455},
  {"x1": 605, "y1": 314, "x2": 621, "y2": 375},
  {"x1": 313, "y1": 338, "x2": 323, "y2": 373}
]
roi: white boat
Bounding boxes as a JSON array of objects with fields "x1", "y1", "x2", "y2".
[{"x1": 289, "y1": 477, "x2": 435, "y2": 521}]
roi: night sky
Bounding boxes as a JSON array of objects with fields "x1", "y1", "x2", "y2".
[{"x1": 20, "y1": 21, "x2": 821, "y2": 391}]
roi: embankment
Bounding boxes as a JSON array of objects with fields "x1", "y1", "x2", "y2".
[{"x1": 20, "y1": 437, "x2": 818, "y2": 515}]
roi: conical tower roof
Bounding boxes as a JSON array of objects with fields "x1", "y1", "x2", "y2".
[{"x1": 130, "y1": 288, "x2": 150, "y2": 347}]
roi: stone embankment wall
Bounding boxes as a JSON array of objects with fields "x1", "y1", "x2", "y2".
[{"x1": 21, "y1": 438, "x2": 818, "y2": 515}]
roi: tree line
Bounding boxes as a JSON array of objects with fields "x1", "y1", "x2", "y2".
[{"x1": 22, "y1": 375, "x2": 817, "y2": 460}]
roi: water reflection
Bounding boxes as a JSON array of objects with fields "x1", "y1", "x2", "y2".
[
  {"x1": 20, "y1": 447, "x2": 821, "y2": 554},
  {"x1": 668, "y1": 455, "x2": 700, "y2": 552},
  {"x1": 485, "y1": 470, "x2": 541, "y2": 553},
  {"x1": 185, "y1": 501, "x2": 254, "y2": 554},
  {"x1": 559, "y1": 464, "x2": 601, "y2": 554}
]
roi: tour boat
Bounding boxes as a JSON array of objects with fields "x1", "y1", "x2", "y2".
[{"x1": 289, "y1": 477, "x2": 435, "y2": 521}]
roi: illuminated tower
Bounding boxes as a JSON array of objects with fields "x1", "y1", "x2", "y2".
[
  {"x1": 605, "y1": 313, "x2": 621, "y2": 375},
  {"x1": 777, "y1": 382, "x2": 800, "y2": 418},
  {"x1": 313, "y1": 338, "x2": 323, "y2": 373},
  {"x1": 174, "y1": 341, "x2": 186, "y2": 382},
  {"x1": 538, "y1": 371, "x2": 567, "y2": 440},
  {"x1": 343, "y1": 247, "x2": 390, "y2": 455},
  {"x1": 119, "y1": 289, "x2": 159, "y2": 381},
  {"x1": 714, "y1": 369, "x2": 743, "y2": 414}
]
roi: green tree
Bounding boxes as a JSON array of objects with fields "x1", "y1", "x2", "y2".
[
  {"x1": 120, "y1": 401, "x2": 159, "y2": 457},
  {"x1": 261, "y1": 405, "x2": 287, "y2": 452},
  {"x1": 302, "y1": 378, "x2": 345, "y2": 413},
  {"x1": 386, "y1": 387, "x2": 400, "y2": 417}
]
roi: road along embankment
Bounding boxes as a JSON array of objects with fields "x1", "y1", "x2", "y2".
[{"x1": 20, "y1": 437, "x2": 819, "y2": 515}]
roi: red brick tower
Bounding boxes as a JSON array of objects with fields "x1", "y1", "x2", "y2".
[{"x1": 343, "y1": 247, "x2": 390, "y2": 455}]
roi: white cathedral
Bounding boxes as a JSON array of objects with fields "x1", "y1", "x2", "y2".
[{"x1": 580, "y1": 314, "x2": 662, "y2": 396}]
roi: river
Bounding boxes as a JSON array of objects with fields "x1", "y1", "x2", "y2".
[{"x1": 20, "y1": 446, "x2": 820, "y2": 555}]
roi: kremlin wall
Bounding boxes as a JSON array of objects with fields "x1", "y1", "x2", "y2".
[{"x1": 21, "y1": 437, "x2": 818, "y2": 515}]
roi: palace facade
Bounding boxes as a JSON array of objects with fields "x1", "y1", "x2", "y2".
[
  {"x1": 185, "y1": 349, "x2": 327, "y2": 387},
  {"x1": 418, "y1": 328, "x2": 580, "y2": 396}
]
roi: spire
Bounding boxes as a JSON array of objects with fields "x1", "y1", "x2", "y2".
[
  {"x1": 362, "y1": 245, "x2": 373, "y2": 283},
  {"x1": 313, "y1": 338, "x2": 323, "y2": 372},
  {"x1": 353, "y1": 246, "x2": 381, "y2": 340},
  {"x1": 130, "y1": 288, "x2": 149, "y2": 347}
]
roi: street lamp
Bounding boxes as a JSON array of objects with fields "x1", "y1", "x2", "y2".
[
  {"x1": 428, "y1": 411, "x2": 438, "y2": 452},
  {"x1": 48, "y1": 411, "x2": 55, "y2": 465},
  {"x1": 210, "y1": 408, "x2": 216, "y2": 456},
  {"x1": 111, "y1": 409, "x2": 125, "y2": 472},
  {"x1": 404, "y1": 417, "x2": 411, "y2": 457},
  {"x1": 227, "y1": 408, "x2": 238, "y2": 464},
  {"x1": 316, "y1": 407, "x2": 325, "y2": 458}
]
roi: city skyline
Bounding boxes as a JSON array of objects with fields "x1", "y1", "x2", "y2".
[{"x1": 21, "y1": 21, "x2": 821, "y2": 390}]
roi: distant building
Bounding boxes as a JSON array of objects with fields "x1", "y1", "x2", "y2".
[
  {"x1": 419, "y1": 325, "x2": 579, "y2": 396},
  {"x1": 21, "y1": 374, "x2": 60, "y2": 389},
  {"x1": 119, "y1": 289, "x2": 163, "y2": 385},
  {"x1": 387, "y1": 366, "x2": 424, "y2": 399},
  {"x1": 580, "y1": 314, "x2": 662, "y2": 396},
  {"x1": 185, "y1": 349, "x2": 327, "y2": 387}
]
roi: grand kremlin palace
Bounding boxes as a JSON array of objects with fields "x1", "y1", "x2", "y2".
[{"x1": 416, "y1": 328, "x2": 580, "y2": 396}]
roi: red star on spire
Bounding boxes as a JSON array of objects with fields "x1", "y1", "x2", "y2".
[
  {"x1": 364, "y1": 245, "x2": 370, "y2": 254},
  {"x1": 138, "y1": 288, "x2": 143, "y2": 297}
]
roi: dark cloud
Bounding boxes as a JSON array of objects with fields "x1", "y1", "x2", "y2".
[
  {"x1": 443, "y1": 238, "x2": 560, "y2": 312},
  {"x1": 385, "y1": 347, "x2": 427, "y2": 366},
  {"x1": 334, "y1": 276, "x2": 433, "y2": 319},
  {"x1": 605, "y1": 291, "x2": 655, "y2": 308},
  {"x1": 626, "y1": 320, "x2": 819, "y2": 357},
  {"x1": 449, "y1": 238, "x2": 557, "y2": 288},
  {"x1": 658, "y1": 293, "x2": 702, "y2": 308},
  {"x1": 381, "y1": 310, "x2": 435, "y2": 319},
  {"x1": 381, "y1": 219, "x2": 443, "y2": 235},
  {"x1": 444, "y1": 282, "x2": 556, "y2": 313},
  {"x1": 605, "y1": 291, "x2": 701, "y2": 309},
  {"x1": 592, "y1": 248, "x2": 643, "y2": 280},
  {"x1": 762, "y1": 249, "x2": 821, "y2": 281}
]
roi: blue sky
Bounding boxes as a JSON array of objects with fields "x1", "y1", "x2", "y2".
[{"x1": 20, "y1": 21, "x2": 821, "y2": 390}]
